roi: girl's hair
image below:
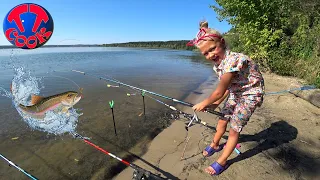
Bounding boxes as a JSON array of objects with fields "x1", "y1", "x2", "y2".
[
  {"x1": 189, "y1": 21, "x2": 227, "y2": 49},
  {"x1": 199, "y1": 21, "x2": 208, "y2": 29},
  {"x1": 199, "y1": 21, "x2": 222, "y2": 37}
]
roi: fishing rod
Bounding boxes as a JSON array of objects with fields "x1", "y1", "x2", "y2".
[
  {"x1": 121, "y1": 82, "x2": 208, "y2": 130},
  {"x1": 118, "y1": 84, "x2": 242, "y2": 152},
  {"x1": 71, "y1": 133, "x2": 164, "y2": 180},
  {"x1": 265, "y1": 85, "x2": 316, "y2": 95},
  {"x1": 72, "y1": 70, "x2": 209, "y2": 130},
  {"x1": 71, "y1": 70, "x2": 224, "y2": 117},
  {"x1": 122, "y1": 81, "x2": 207, "y2": 131},
  {"x1": 0, "y1": 153, "x2": 38, "y2": 180}
]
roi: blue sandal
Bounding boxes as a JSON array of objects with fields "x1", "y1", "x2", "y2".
[
  {"x1": 209, "y1": 161, "x2": 229, "y2": 175},
  {"x1": 203, "y1": 145, "x2": 223, "y2": 157}
]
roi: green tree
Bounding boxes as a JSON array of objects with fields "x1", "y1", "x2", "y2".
[{"x1": 211, "y1": 0, "x2": 320, "y2": 87}]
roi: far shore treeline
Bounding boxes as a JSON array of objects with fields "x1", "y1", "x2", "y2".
[{"x1": 102, "y1": 41, "x2": 195, "y2": 51}]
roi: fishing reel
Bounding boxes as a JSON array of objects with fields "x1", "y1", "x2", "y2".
[
  {"x1": 132, "y1": 170, "x2": 148, "y2": 180},
  {"x1": 132, "y1": 169, "x2": 164, "y2": 180}
]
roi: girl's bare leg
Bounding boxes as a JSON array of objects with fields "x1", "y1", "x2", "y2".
[
  {"x1": 205, "y1": 128, "x2": 239, "y2": 175},
  {"x1": 203, "y1": 119, "x2": 228, "y2": 156}
]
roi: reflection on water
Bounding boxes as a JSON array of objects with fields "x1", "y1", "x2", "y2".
[{"x1": 0, "y1": 47, "x2": 216, "y2": 179}]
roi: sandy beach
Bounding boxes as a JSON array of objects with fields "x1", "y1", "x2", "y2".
[{"x1": 114, "y1": 73, "x2": 320, "y2": 180}]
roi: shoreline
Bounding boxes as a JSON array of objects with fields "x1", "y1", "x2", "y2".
[
  {"x1": 114, "y1": 72, "x2": 320, "y2": 180},
  {"x1": 113, "y1": 74, "x2": 221, "y2": 180},
  {"x1": 98, "y1": 75, "x2": 219, "y2": 179}
]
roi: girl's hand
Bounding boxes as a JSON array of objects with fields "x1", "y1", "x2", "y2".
[{"x1": 192, "y1": 102, "x2": 208, "y2": 112}]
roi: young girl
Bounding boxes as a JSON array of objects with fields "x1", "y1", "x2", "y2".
[{"x1": 187, "y1": 21, "x2": 264, "y2": 175}]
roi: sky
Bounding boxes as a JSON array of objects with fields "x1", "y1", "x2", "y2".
[{"x1": 0, "y1": 0, "x2": 231, "y2": 45}]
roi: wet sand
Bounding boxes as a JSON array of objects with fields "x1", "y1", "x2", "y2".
[{"x1": 115, "y1": 73, "x2": 320, "y2": 180}]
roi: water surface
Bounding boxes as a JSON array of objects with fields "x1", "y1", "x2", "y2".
[{"x1": 0, "y1": 47, "x2": 216, "y2": 179}]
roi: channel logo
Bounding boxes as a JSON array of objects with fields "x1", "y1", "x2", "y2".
[{"x1": 3, "y1": 3, "x2": 54, "y2": 49}]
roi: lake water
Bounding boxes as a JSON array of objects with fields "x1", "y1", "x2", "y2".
[{"x1": 0, "y1": 47, "x2": 216, "y2": 179}]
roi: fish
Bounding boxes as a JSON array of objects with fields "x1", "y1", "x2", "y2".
[
  {"x1": 11, "y1": 84, "x2": 82, "y2": 120},
  {"x1": 18, "y1": 91, "x2": 82, "y2": 120}
]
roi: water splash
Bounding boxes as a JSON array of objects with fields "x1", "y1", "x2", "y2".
[{"x1": 1, "y1": 67, "x2": 82, "y2": 135}]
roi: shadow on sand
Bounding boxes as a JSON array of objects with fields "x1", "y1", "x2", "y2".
[{"x1": 228, "y1": 120, "x2": 319, "y2": 178}]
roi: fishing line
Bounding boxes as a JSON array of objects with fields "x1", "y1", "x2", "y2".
[
  {"x1": 264, "y1": 85, "x2": 316, "y2": 95},
  {"x1": 103, "y1": 74, "x2": 147, "y2": 120},
  {"x1": 101, "y1": 74, "x2": 208, "y2": 128},
  {"x1": 44, "y1": 70, "x2": 82, "y2": 92},
  {"x1": 71, "y1": 70, "x2": 224, "y2": 117}
]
